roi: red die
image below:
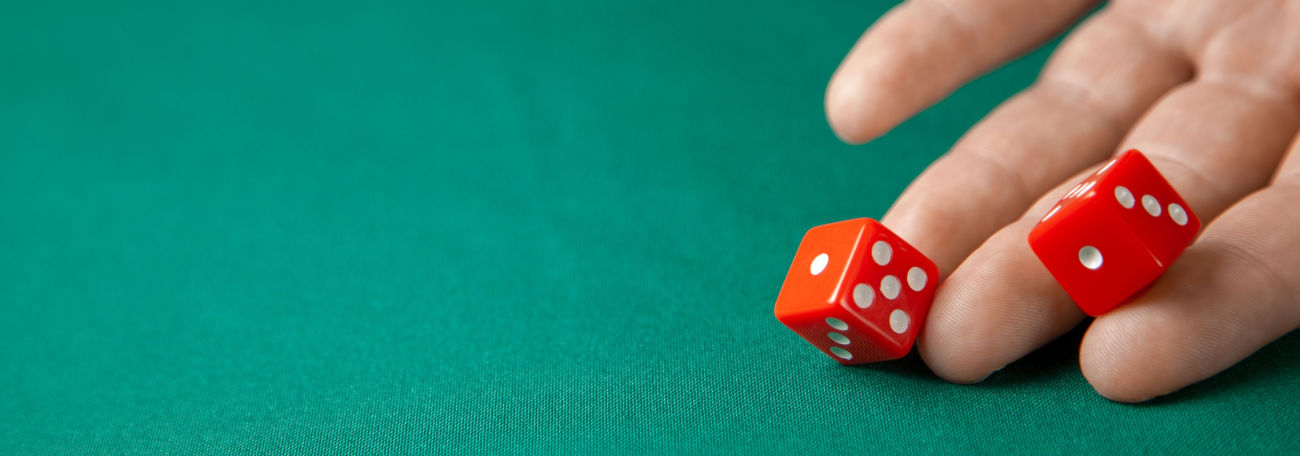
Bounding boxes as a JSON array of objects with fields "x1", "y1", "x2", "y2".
[
  {"x1": 1029, "y1": 149, "x2": 1201, "y2": 316},
  {"x1": 773, "y1": 218, "x2": 938, "y2": 364}
]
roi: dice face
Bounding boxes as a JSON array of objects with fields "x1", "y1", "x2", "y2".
[
  {"x1": 774, "y1": 218, "x2": 938, "y2": 364},
  {"x1": 1029, "y1": 149, "x2": 1201, "y2": 316}
]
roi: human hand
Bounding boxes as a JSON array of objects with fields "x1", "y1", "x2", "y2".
[{"x1": 825, "y1": 0, "x2": 1300, "y2": 402}]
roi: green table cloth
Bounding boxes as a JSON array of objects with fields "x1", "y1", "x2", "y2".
[{"x1": 3, "y1": 1, "x2": 1296, "y2": 453}]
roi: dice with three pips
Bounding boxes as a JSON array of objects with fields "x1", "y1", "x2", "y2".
[{"x1": 1028, "y1": 149, "x2": 1201, "y2": 316}]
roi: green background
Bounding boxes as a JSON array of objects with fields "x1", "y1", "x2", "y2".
[{"x1": 3, "y1": 1, "x2": 1296, "y2": 454}]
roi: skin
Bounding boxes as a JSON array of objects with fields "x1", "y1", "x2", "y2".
[{"x1": 825, "y1": 0, "x2": 1300, "y2": 402}]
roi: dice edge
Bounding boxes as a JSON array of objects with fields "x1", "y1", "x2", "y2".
[
  {"x1": 772, "y1": 219, "x2": 871, "y2": 319},
  {"x1": 1029, "y1": 189, "x2": 1169, "y2": 316}
]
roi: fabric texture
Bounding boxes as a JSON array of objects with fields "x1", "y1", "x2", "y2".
[{"x1": 1, "y1": 1, "x2": 1296, "y2": 453}]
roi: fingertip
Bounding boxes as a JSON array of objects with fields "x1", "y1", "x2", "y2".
[
  {"x1": 1080, "y1": 349, "x2": 1160, "y2": 404},
  {"x1": 1078, "y1": 331, "x2": 1141, "y2": 403},
  {"x1": 915, "y1": 275, "x2": 1014, "y2": 385},
  {"x1": 1079, "y1": 308, "x2": 1179, "y2": 403},
  {"x1": 824, "y1": 73, "x2": 879, "y2": 145},
  {"x1": 918, "y1": 336, "x2": 1000, "y2": 384},
  {"x1": 916, "y1": 223, "x2": 1087, "y2": 386}
]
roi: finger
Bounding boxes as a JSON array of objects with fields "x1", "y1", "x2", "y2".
[
  {"x1": 1081, "y1": 139, "x2": 1300, "y2": 401},
  {"x1": 884, "y1": 10, "x2": 1191, "y2": 276},
  {"x1": 1120, "y1": 84, "x2": 1300, "y2": 220},
  {"x1": 825, "y1": 0, "x2": 1098, "y2": 144},
  {"x1": 904, "y1": 9, "x2": 1190, "y2": 382},
  {"x1": 917, "y1": 169, "x2": 1094, "y2": 383},
  {"x1": 921, "y1": 67, "x2": 1300, "y2": 384},
  {"x1": 1076, "y1": 78, "x2": 1300, "y2": 401}
]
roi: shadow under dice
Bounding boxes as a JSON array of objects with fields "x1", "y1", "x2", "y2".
[
  {"x1": 774, "y1": 218, "x2": 938, "y2": 364},
  {"x1": 1029, "y1": 149, "x2": 1202, "y2": 316}
]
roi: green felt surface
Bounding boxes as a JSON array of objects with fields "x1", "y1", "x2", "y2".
[{"x1": 2, "y1": 1, "x2": 1297, "y2": 454}]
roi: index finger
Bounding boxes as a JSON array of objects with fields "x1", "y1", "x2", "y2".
[{"x1": 825, "y1": 0, "x2": 1098, "y2": 144}]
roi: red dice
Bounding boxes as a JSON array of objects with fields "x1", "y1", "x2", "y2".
[
  {"x1": 1029, "y1": 149, "x2": 1201, "y2": 316},
  {"x1": 773, "y1": 218, "x2": 938, "y2": 364}
]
